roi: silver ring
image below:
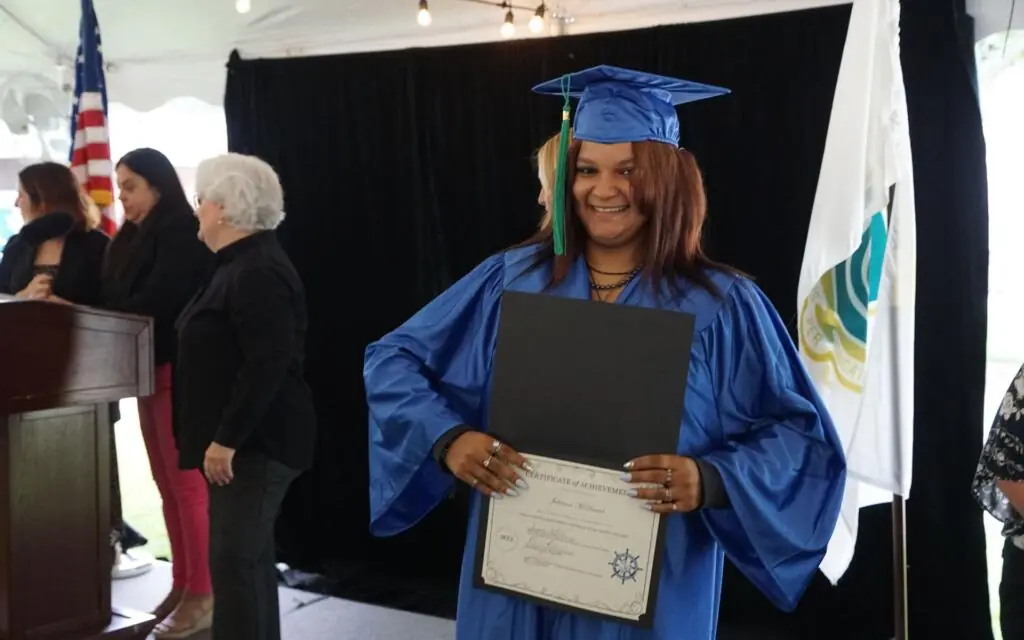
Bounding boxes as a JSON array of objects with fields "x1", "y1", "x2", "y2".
[
  {"x1": 490, "y1": 439, "x2": 503, "y2": 455},
  {"x1": 664, "y1": 488, "x2": 673, "y2": 502},
  {"x1": 483, "y1": 455, "x2": 494, "y2": 468},
  {"x1": 470, "y1": 478, "x2": 479, "y2": 488},
  {"x1": 665, "y1": 469, "x2": 673, "y2": 485},
  {"x1": 672, "y1": 502, "x2": 678, "y2": 511}
]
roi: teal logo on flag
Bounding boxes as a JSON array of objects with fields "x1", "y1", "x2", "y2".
[{"x1": 799, "y1": 212, "x2": 888, "y2": 392}]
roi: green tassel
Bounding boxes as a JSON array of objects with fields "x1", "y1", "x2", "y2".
[{"x1": 551, "y1": 77, "x2": 571, "y2": 256}]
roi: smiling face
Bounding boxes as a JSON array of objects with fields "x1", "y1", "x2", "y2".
[{"x1": 571, "y1": 141, "x2": 647, "y2": 249}]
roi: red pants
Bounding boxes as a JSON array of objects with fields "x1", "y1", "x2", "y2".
[{"x1": 138, "y1": 364, "x2": 212, "y2": 595}]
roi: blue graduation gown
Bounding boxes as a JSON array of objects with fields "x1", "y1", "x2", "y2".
[{"x1": 364, "y1": 246, "x2": 846, "y2": 640}]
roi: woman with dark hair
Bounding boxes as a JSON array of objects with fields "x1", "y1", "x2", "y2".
[
  {"x1": 0, "y1": 161, "x2": 107, "y2": 302},
  {"x1": 364, "y1": 66, "x2": 846, "y2": 639},
  {"x1": 102, "y1": 148, "x2": 214, "y2": 638}
]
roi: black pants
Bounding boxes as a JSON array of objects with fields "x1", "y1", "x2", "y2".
[
  {"x1": 1003, "y1": 537, "x2": 1024, "y2": 640},
  {"x1": 209, "y1": 451, "x2": 298, "y2": 640}
]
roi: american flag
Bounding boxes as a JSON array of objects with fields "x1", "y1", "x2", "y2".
[{"x1": 69, "y1": 0, "x2": 116, "y2": 235}]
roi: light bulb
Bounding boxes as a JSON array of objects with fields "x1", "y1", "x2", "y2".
[
  {"x1": 501, "y1": 10, "x2": 515, "y2": 38},
  {"x1": 235, "y1": 0, "x2": 251, "y2": 13},
  {"x1": 417, "y1": 8, "x2": 432, "y2": 26},
  {"x1": 529, "y1": 5, "x2": 546, "y2": 33}
]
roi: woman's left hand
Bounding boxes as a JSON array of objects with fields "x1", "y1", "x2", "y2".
[
  {"x1": 204, "y1": 442, "x2": 236, "y2": 486},
  {"x1": 622, "y1": 454, "x2": 703, "y2": 513}
]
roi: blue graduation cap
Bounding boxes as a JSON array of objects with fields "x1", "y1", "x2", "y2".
[
  {"x1": 531, "y1": 65, "x2": 729, "y2": 255},
  {"x1": 532, "y1": 65, "x2": 730, "y2": 147}
]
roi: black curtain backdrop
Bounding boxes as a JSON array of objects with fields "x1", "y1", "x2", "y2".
[{"x1": 223, "y1": 1, "x2": 990, "y2": 637}]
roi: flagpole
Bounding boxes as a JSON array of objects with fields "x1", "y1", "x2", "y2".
[
  {"x1": 892, "y1": 496, "x2": 908, "y2": 639},
  {"x1": 885, "y1": 182, "x2": 909, "y2": 640}
]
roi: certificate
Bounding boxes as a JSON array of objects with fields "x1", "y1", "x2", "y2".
[
  {"x1": 476, "y1": 292, "x2": 694, "y2": 627},
  {"x1": 478, "y1": 454, "x2": 661, "y2": 623}
]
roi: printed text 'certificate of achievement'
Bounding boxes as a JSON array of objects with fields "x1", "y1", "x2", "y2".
[{"x1": 480, "y1": 455, "x2": 660, "y2": 622}]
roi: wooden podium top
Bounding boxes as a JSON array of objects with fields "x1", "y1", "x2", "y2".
[{"x1": 0, "y1": 295, "x2": 154, "y2": 414}]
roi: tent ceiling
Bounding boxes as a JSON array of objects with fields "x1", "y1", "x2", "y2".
[
  {"x1": 0, "y1": 0, "x2": 847, "y2": 111},
  {"x1": 0, "y1": 0, "x2": 1017, "y2": 114},
  {"x1": 969, "y1": 0, "x2": 1024, "y2": 44}
]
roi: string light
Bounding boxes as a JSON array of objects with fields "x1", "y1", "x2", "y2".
[
  {"x1": 500, "y1": 6, "x2": 515, "y2": 38},
  {"x1": 235, "y1": 0, "x2": 251, "y2": 14},
  {"x1": 529, "y1": 4, "x2": 546, "y2": 33},
  {"x1": 414, "y1": 1, "x2": 550, "y2": 37},
  {"x1": 417, "y1": 0, "x2": 432, "y2": 26}
]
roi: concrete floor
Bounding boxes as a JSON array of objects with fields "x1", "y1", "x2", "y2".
[
  {"x1": 111, "y1": 561, "x2": 793, "y2": 639},
  {"x1": 112, "y1": 561, "x2": 454, "y2": 640}
]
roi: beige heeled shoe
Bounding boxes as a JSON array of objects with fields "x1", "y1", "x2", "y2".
[{"x1": 152, "y1": 595, "x2": 213, "y2": 639}]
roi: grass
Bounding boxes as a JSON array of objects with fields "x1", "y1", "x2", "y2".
[{"x1": 115, "y1": 399, "x2": 170, "y2": 560}]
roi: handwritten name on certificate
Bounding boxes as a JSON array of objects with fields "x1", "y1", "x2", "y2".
[{"x1": 480, "y1": 454, "x2": 661, "y2": 621}]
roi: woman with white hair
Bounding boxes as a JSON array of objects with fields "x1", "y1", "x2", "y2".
[{"x1": 174, "y1": 152, "x2": 317, "y2": 640}]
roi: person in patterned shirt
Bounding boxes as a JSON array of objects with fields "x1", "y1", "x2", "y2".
[{"x1": 973, "y1": 363, "x2": 1024, "y2": 639}]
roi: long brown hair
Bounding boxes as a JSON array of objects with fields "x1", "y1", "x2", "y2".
[
  {"x1": 103, "y1": 148, "x2": 192, "y2": 281},
  {"x1": 535, "y1": 129, "x2": 572, "y2": 232},
  {"x1": 17, "y1": 162, "x2": 94, "y2": 231},
  {"x1": 520, "y1": 140, "x2": 737, "y2": 296}
]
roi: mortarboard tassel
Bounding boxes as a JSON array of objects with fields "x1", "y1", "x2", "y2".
[{"x1": 551, "y1": 75, "x2": 571, "y2": 256}]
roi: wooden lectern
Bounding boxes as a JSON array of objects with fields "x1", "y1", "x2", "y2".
[{"x1": 0, "y1": 296, "x2": 159, "y2": 639}]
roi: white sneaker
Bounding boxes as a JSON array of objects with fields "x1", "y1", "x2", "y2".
[{"x1": 112, "y1": 542, "x2": 155, "y2": 580}]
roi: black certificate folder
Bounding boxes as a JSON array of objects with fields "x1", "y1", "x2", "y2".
[
  {"x1": 487, "y1": 291, "x2": 695, "y2": 466},
  {"x1": 472, "y1": 291, "x2": 696, "y2": 627}
]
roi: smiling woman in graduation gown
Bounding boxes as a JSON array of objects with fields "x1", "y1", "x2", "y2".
[{"x1": 364, "y1": 65, "x2": 847, "y2": 639}]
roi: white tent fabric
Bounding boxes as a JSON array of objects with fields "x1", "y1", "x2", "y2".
[
  {"x1": 0, "y1": 0, "x2": 1014, "y2": 121},
  {"x1": 0, "y1": 0, "x2": 852, "y2": 112}
]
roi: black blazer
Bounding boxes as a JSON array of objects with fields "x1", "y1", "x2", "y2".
[
  {"x1": 101, "y1": 208, "x2": 212, "y2": 366},
  {"x1": 0, "y1": 213, "x2": 109, "y2": 305},
  {"x1": 174, "y1": 231, "x2": 317, "y2": 471}
]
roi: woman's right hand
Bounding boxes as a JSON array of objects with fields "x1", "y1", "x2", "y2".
[
  {"x1": 445, "y1": 431, "x2": 532, "y2": 498},
  {"x1": 15, "y1": 274, "x2": 53, "y2": 300}
]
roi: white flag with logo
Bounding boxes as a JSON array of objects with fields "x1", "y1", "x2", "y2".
[{"x1": 795, "y1": 0, "x2": 916, "y2": 584}]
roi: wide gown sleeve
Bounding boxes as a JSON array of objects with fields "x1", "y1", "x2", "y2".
[
  {"x1": 364, "y1": 255, "x2": 505, "y2": 537},
  {"x1": 698, "y1": 278, "x2": 846, "y2": 611}
]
